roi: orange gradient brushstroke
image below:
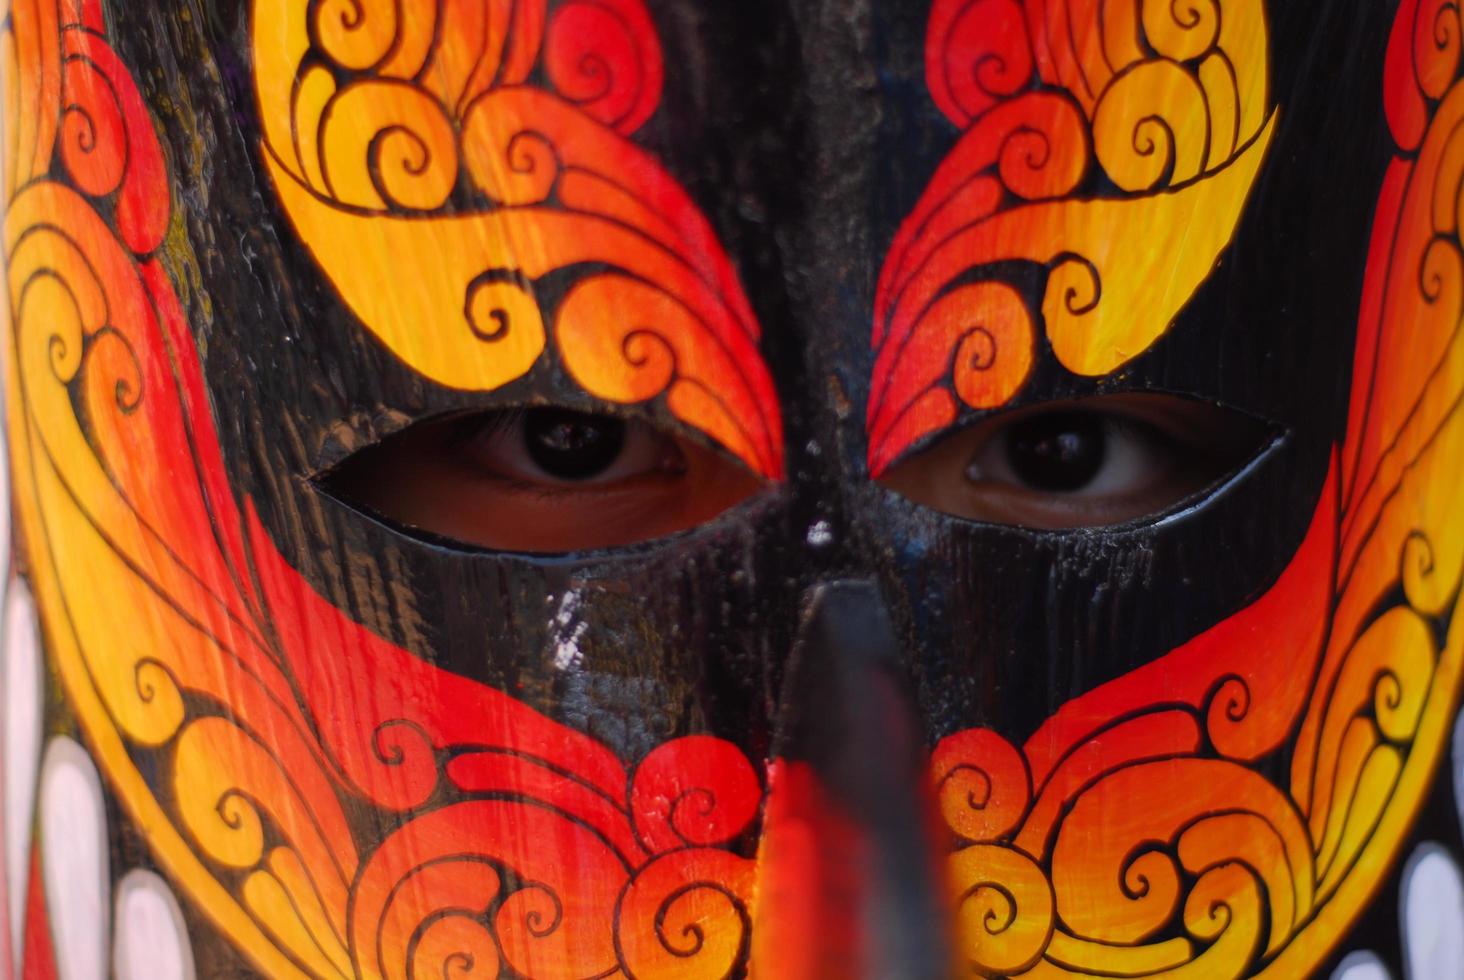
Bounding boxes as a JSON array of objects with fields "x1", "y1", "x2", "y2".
[
  {"x1": 252, "y1": 0, "x2": 783, "y2": 478},
  {"x1": 868, "y1": 0, "x2": 1275, "y2": 474},
  {"x1": 6, "y1": 2, "x2": 765, "y2": 976},
  {"x1": 922, "y1": 0, "x2": 1464, "y2": 973}
]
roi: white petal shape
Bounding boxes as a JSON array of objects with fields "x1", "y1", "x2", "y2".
[
  {"x1": 3, "y1": 583, "x2": 41, "y2": 978},
  {"x1": 1402, "y1": 843, "x2": 1464, "y2": 980},
  {"x1": 1453, "y1": 705, "x2": 1464, "y2": 837},
  {"x1": 1332, "y1": 950, "x2": 1394, "y2": 980},
  {"x1": 39, "y1": 737, "x2": 109, "y2": 980},
  {"x1": 113, "y1": 870, "x2": 194, "y2": 980},
  {"x1": 0, "y1": 376, "x2": 10, "y2": 570}
]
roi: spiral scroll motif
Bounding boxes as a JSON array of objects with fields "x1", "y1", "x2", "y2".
[
  {"x1": 253, "y1": 0, "x2": 783, "y2": 478},
  {"x1": 923, "y1": 4, "x2": 1464, "y2": 972},
  {"x1": 5, "y1": 4, "x2": 767, "y2": 977},
  {"x1": 869, "y1": 0, "x2": 1276, "y2": 473}
]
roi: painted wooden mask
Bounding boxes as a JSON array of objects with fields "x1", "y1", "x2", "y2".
[{"x1": 4, "y1": 0, "x2": 1464, "y2": 977}]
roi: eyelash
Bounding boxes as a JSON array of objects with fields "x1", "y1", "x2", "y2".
[{"x1": 444, "y1": 407, "x2": 527, "y2": 448}]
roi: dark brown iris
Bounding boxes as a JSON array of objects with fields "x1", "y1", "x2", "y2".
[
  {"x1": 1004, "y1": 411, "x2": 1106, "y2": 492},
  {"x1": 523, "y1": 408, "x2": 628, "y2": 481}
]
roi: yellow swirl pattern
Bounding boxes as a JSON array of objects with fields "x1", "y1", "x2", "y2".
[
  {"x1": 870, "y1": 0, "x2": 1276, "y2": 471},
  {"x1": 252, "y1": 0, "x2": 784, "y2": 477}
]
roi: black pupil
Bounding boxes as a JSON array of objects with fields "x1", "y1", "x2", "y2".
[
  {"x1": 1005, "y1": 412, "x2": 1106, "y2": 492},
  {"x1": 524, "y1": 408, "x2": 627, "y2": 481}
]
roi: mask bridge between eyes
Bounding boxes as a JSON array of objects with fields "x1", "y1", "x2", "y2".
[{"x1": 753, "y1": 579, "x2": 955, "y2": 978}]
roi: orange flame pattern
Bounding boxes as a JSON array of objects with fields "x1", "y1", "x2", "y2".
[
  {"x1": 869, "y1": 0, "x2": 1275, "y2": 473},
  {"x1": 5, "y1": 3, "x2": 763, "y2": 976},
  {"x1": 922, "y1": 0, "x2": 1464, "y2": 972},
  {"x1": 252, "y1": 0, "x2": 783, "y2": 477}
]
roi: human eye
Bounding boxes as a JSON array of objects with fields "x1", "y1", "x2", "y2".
[
  {"x1": 877, "y1": 394, "x2": 1274, "y2": 530},
  {"x1": 317, "y1": 406, "x2": 766, "y2": 553}
]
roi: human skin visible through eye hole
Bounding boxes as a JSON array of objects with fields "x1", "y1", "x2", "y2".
[
  {"x1": 319, "y1": 407, "x2": 768, "y2": 553},
  {"x1": 878, "y1": 393, "x2": 1274, "y2": 530},
  {"x1": 325, "y1": 395, "x2": 1270, "y2": 551}
]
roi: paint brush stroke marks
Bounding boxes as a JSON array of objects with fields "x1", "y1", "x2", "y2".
[
  {"x1": 5, "y1": 2, "x2": 766, "y2": 975},
  {"x1": 896, "y1": 0, "x2": 1464, "y2": 975},
  {"x1": 1330, "y1": 708, "x2": 1464, "y2": 980},
  {"x1": 252, "y1": 0, "x2": 785, "y2": 479},
  {"x1": 868, "y1": 0, "x2": 1275, "y2": 473}
]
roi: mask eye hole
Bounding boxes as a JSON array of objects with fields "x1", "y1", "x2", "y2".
[
  {"x1": 316, "y1": 406, "x2": 767, "y2": 553},
  {"x1": 877, "y1": 393, "x2": 1275, "y2": 530}
]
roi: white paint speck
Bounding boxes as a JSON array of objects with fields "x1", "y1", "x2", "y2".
[
  {"x1": 549, "y1": 590, "x2": 589, "y2": 671},
  {"x1": 806, "y1": 520, "x2": 834, "y2": 548}
]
